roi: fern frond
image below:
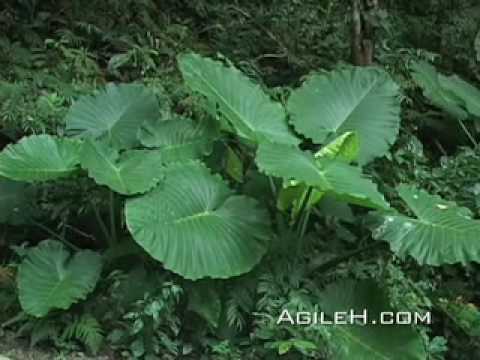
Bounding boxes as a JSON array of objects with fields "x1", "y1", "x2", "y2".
[
  {"x1": 226, "y1": 297, "x2": 246, "y2": 330},
  {"x1": 226, "y1": 278, "x2": 256, "y2": 330},
  {"x1": 62, "y1": 314, "x2": 104, "y2": 354}
]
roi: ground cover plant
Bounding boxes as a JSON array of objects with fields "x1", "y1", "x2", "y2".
[{"x1": 1, "y1": 0, "x2": 480, "y2": 359}]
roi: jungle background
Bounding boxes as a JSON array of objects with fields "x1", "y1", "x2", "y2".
[{"x1": 1, "y1": 0, "x2": 480, "y2": 359}]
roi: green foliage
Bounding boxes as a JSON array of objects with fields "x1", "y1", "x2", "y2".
[
  {"x1": 318, "y1": 279, "x2": 427, "y2": 360},
  {"x1": 315, "y1": 131, "x2": 360, "y2": 163},
  {"x1": 0, "y1": 135, "x2": 82, "y2": 182},
  {"x1": 80, "y1": 139, "x2": 164, "y2": 195},
  {"x1": 4, "y1": 311, "x2": 105, "y2": 355},
  {"x1": 178, "y1": 53, "x2": 299, "y2": 146},
  {"x1": 411, "y1": 61, "x2": 480, "y2": 119},
  {"x1": 62, "y1": 314, "x2": 104, "y2": 354},
  {"x1": 256, "y1": 142, "x2": 389, "y2": 210},
  {"x1": 186, "y1": 281, "x2": 221, "y2": 328},
  {"x1": 0, "y1": 48, "x2": 438, "y2": 358},
  {"x1": 0, "y1": 178, "x2": 35, "y2": 225},
  {"x1": 126, "y1": 161, "x2": 271, "y2": 280},
  {"x1": 65, "y1": 83, "x2": 160, "y2": 150},
  {"x1": 110, "y1": 281, "x2": 183, "y2": 359},
  {"x1": 438, "y1": 298, "x2": 480, "y2": 338},
  {"x1": 17, "y1": 240, "x2": 102, "y2": 317},
  {"x1": 372, "y1": 185, "x2": 480, "y2": 266},
  {"x1": 424, "y1": 147, "x2": 480, "y2": 211},
  {"x1": 410, "y1": 61, "x2": 468, "y2": 120},
  {"x1": 138, "y1": 116, "x2": 218, "y2": 162},
  {"x1": 277, "y1": 132, "x2": 360, "y2": 216},
  {"x1": 251, "y1": 261, "x2": 331, "y2": 359},
  {"x1": 1, "y1": 2, "x2": 480, "y2": 357},
  {"x1": 288, "y1": 67, "x2": 401, "y2": 164}
]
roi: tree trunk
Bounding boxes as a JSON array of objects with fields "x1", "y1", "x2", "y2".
[{"x1": 351, "y1": 0, "x2": 379, "y2": 66}]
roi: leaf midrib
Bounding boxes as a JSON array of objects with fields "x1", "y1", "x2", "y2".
[
  {"x1": 407, "y1": 216, "x2": 478, "y2": 236},
  {"x1": 332, "y1": 76, "x2": 379, "y2": 133},
  {"x1": 183, "y1": 60, "x2": 257, "y2": 138},
  {"x1": 334, "y1": 326, "x2": 392, "y2": 360},
  {"x1": 89, "y1": 145, "x2": 128, "y2": 192}
]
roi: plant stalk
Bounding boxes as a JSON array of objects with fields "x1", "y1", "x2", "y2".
[
  {"x1": 109, "y1": 191, "x2": 118, "y2": 245},
  {"x1": 30, "y1": 219, "x2": 79, "y2": 251},
  {"x1": 293, "y1": 187, "x2": 313, "y2": 230},
  {"x1": 90, "y1": 199, "x2": 113, "y2": 248},
  {"x1": 457, "y1": 118, "x2": 478, "y2": 148},
  {"x1": 293, "y1": 187, "x2": 313, "y2": 256}
]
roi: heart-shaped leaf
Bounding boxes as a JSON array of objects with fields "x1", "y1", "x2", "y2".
[
  {"x1": 126, "y1": 161, "x2": 271, "y2": 280},
  {"x1": 138, "y1": 116, "x2": 218, "y2": 162},
  {"x1": 178, "y1": 53, "x2": 299, "y2": 146},
  {"x1": 372, "y1": 185, "x2": 480, "y2": 265},
  {"x1": 0, "y1": 135, "x2": 81, "y2": 182},
  {"x1": 256, "y1": 142, "x2": 389, "y2": 210},
  {"x1": 80, "y1": 140, "x2": 164, "y2": 195},
  {"x1": 18, "y1": 240, "x2": 102, "y2": 317},
  {"x1": 318, "y1": 279, "x2": 427, "y2": 360},
  {"x1": 66, "y1": 83, "x2": 159, "y2": 149},
  {"x1": 288, "y1": 67, "x2": 400, "y2": 164}
]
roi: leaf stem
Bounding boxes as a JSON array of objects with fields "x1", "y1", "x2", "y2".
[
  {"x1": 298, "y1": 209, "x2": 311, "y2": 239},
  {"x1": 292, "y1": 187, "x2": 314, "y2": 256},
  {"x1": 457, "y1": 118, "x2": 478, "y2": 148},
  {"x1": 109, "y1": 191, "x2": 117, "y2": 245},
  {"x1": 268, "y1": 177, "x2": 277, "y2": 198},
  {"x1": 293, "y1": 187, "x2": 313, "y2": 230},
  {"x1": 295, "y1": 209, "x2": 311, "y2": 256},
  {"x1": 30, "y1": 219, "x2": 79, "y2": 251},
  {"x1": 90, "y1": 199, "x2": 112, "y2": 248}
]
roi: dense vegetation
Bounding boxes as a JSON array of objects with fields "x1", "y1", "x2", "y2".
[{"x1": 1, "y1": 0, "x2": 480, "y2": 359}]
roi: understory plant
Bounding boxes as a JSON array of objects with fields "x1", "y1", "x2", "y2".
[{"x1": 1, "y1": 52, "x2": 480, "y2": 359}]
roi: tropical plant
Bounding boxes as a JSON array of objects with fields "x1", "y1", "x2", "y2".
[
  {"x1": 288, "y1": 66, "x2": 401, "y2": 164},
  {"x1": 2, "y1": 51, "x2": 480, "y2": 359},
  {"x1": 17, "y1": 240, "x2": 102, "y2": 317},
  {"x1": 372, "y1": 185, "x2": 480, "y2": 265},
  {"x1": 411, "y1": 61, "x2": 480, "y2": 120},
  {"x1": 0, "y1": 135, "x2": 82, "y2": 182},
  {"x1": 318, "y1": 279, "x2": 427, "y2": 360}
]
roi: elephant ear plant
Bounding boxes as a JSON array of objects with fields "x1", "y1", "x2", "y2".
[{"x1": 3, "y1": 52, "x2": 480, "y2": 359}]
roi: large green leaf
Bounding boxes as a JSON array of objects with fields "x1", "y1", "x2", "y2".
[
  {"x1": 0, "y1": 135, "x2": 81, "y2": 182},
  {"x1": 288, "y1": 67, "x2": 400, "y2": 164},
  {"x1": 80, "y1": 140, "x2": 164, "y2": 195},
  {"x1": 372, "y1": 185, "x2": 480, "y2": 266},
  {"x1": 138, "y1": 116, "x2": 218, "y2": 162},
  {"x1": 319, "y1": 280, "x2": 427, "y2": 360},
  {"x1": 126, "y1": 162, "x2": 271, "y2": 280},
  {"x1": 439, "y1": 75, "x2": 480, "y2": 117},
  {"x1": 66, "y1": 83, "x2": 159, "y2": 149},
  {"x1": 314, "y1": 131, "x2": 360, "y2": 163},
  {"x1": 410, "y1": 61, "x2": 469, "y2": 119},
  {"x1": 18, "y1": 240, "x2": 102, "y2": 317},
  {"x1": 277, "y1": 132, "x2": 360, "y2": 215},
  {"x1": 256, "y1": 142, "x2": 389, "y2": 210},
  {"x1": 178, "y1": 53, "x2": 299, "y2": 145},
  {"x1": 437, "y1": 298, "x2": 480, "y2": 338},
  {"x1": 0, "y1": 178, "x2": 35, "y2": 224}
]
